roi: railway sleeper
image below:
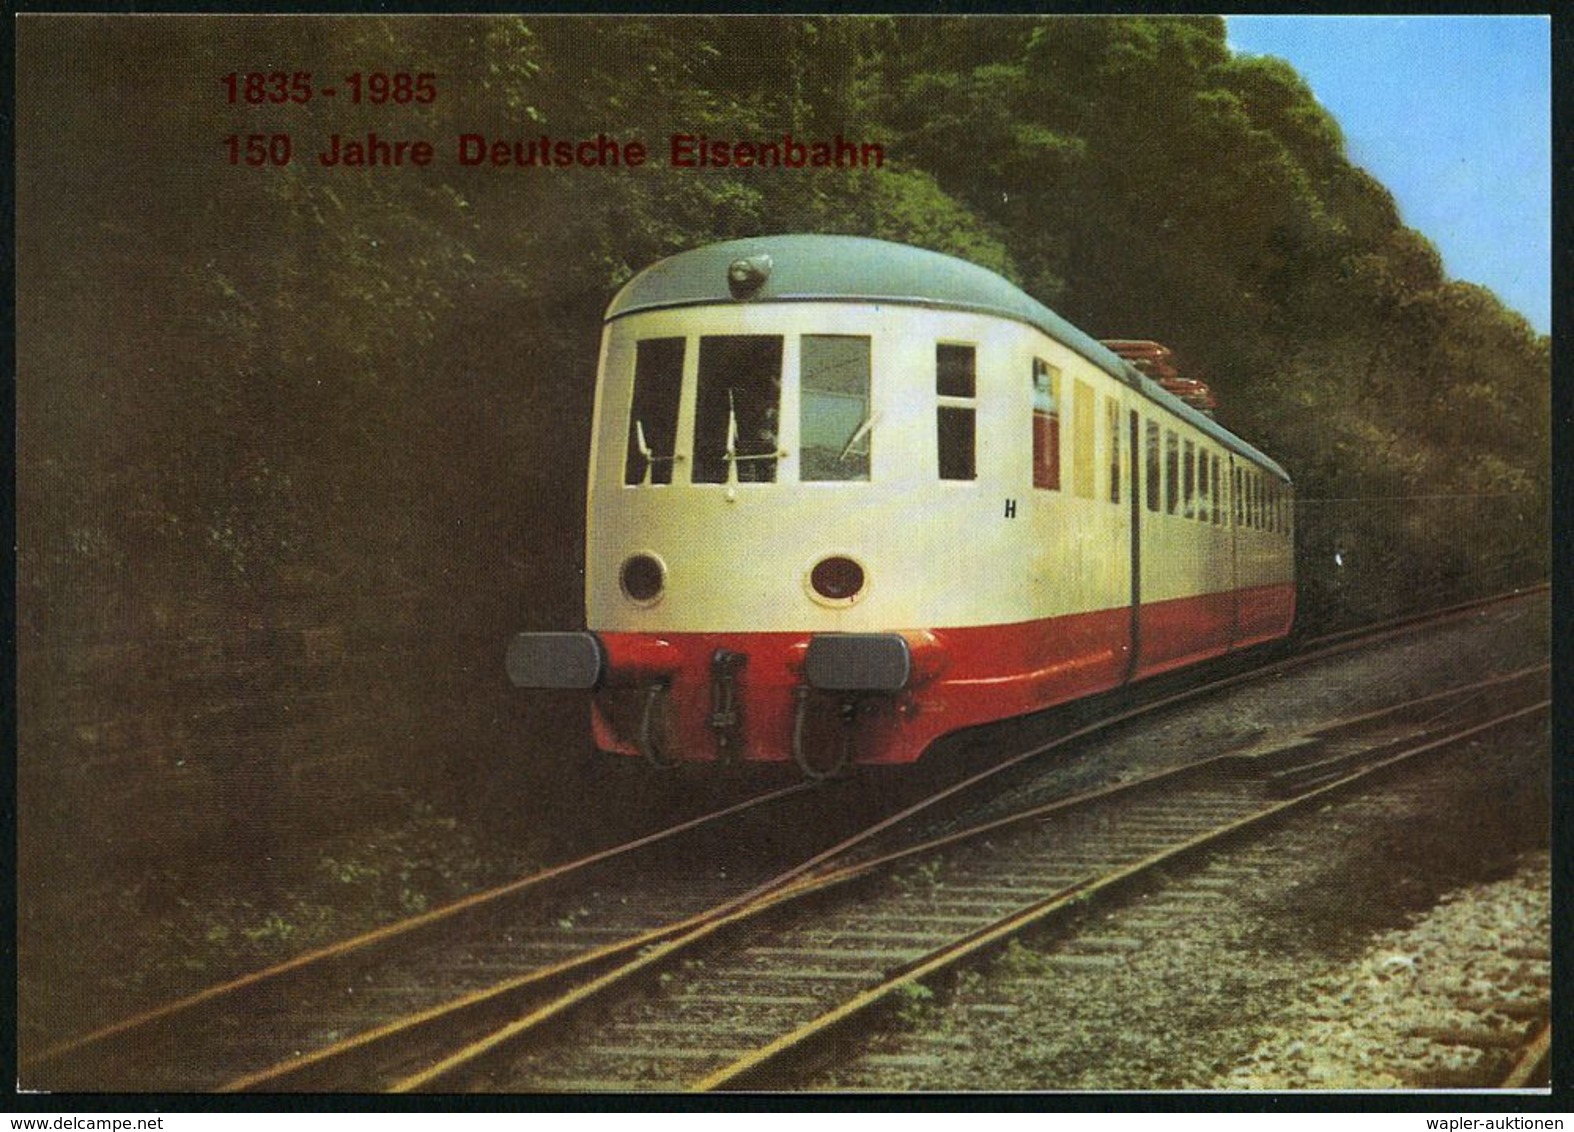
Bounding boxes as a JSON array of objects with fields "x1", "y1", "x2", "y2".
[
  {"x1": 1066, "y1": 934, "x2": 1146, "y2": 952},
  {"x1": 1028, "y1": 952, "x2": 1129, "y2": 971},
  {"x1": 1409, "y1": 1024, "x2": 1538, "y2": 1050},
  {"x1": 798, "y1": 929, "x2": 993, "y2": 948},
  {"x1": 604, "y1": 1018, "x2": 779, "y2": 1040},
  {"x1": 743, "y1": 946, "x2": 932, "y2": 964},
  {"x1": 1503, "y1": 945, "x2": 1551, "y2": 961},
  {"x1": 671, "y1": 992, "x2": 820, "y2": 1008},
  {"x1": 1413, "y1": 1053, "x2": 1515, "y2": 1091},
  {"x1": 1455, "y1": 996, "x2": 1549, "y2": 1020},
  {"x1": 581, "y1": 1044, "x2": 751, "y2": 1062}
]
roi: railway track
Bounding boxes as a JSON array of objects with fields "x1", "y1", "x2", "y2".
[
  {"x1": 1378, "y1": 865, "x2": 1553, "y2": 1091},
  {"x1": 815, "y1": 751, "x2": 1552, "y2": 1092},
  {"x1": 20, "y1": 588, "x2": 1548, "y2": 1092},
  {"x1": 387, "y1": 666, "x2": 1545, "y2": 1092},
  {"x1": 1415, "y1": 999, "x2": 1553, "y2": 1089},
  {"x1": 23, "y1": 781, "x2": 823, "y2": 1091}
]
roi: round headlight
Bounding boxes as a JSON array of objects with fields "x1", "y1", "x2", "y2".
[
  {"x1": 810, "y1": 556, "x2": 865, "y2": 601},
  {"x1": 620, "y1": 553, "x2": 665, "y2": 603}
]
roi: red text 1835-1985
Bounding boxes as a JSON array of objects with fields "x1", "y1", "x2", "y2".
[{"x1": 220, "y1": 72, "x2": 437, "y2": 105}]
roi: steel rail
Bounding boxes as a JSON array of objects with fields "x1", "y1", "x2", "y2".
[
  {"x1": 260, "y1": 658, "x2": 1544, "y2": 1090},
  {"x1": 23, "y1": 779, "x2": 813, "y2": 1074},
  {"x1": 229, "y1": 726, "x2": 1196, "y2": 1088},
  {"x1": 1501, "y1": 1023, "x2": 1552, "y2": 1089},
  {"x1": 1294, "y1": 583, "x2": 1546, "y2": 652},
  {"x1": 32, "y1": 584, "x2": 1547, "y2": 1089},
  {"x1": 693, "y1": 698, "x2": 1550, "y2": 1091},
  {"x1": 385, "y1": 741, "x2": 1284, "y2": 1091},
  {"x1": 389, "y1": 678, "x2": 1546, "y2": 1093},
  {"x1": 277, "y1": 621, "x2": 1547, "y2": 1091}
]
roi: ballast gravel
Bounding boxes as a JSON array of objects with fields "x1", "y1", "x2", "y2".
[
  {"x1": 1217, "y1": 852, "x2": 1550, "y2": 1090},
  {"x1": 804, "y1": 716, "x2": 1548, "y2": 1093}
]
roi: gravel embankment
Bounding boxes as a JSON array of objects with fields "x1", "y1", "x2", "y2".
[{"x1": 1218, "y1": 851, "x2": 1551, "y2": 1090}]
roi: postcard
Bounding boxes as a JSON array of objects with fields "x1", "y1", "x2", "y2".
[{"x1": 14, "y1": 12, "x2": 1553, "y2": 1102}]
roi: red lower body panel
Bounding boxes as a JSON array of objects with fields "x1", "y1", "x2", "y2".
[
  {"x1": 590, "y1": 582, "x2": 1295, "y2": 766},
  {"x1": 1132, "y1": 589, "x2": 1235, "y2": 679},
  {"x1": 1235, "y1": 580, "x2": 1298, "y2": 647}
]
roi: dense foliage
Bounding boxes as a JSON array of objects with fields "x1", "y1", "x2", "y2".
[{"x1": 17, "y1": 15, "x2": 1548, "y2": 1039}]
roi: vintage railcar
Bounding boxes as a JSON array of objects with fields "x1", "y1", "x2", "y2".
[{"x1": 506, "y1": 235, "x2": 1295, "y2": 775}]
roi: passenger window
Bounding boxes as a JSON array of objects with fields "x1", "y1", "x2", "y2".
[
  {"x1": 693, "y1": 335, "x2": 783, "y2": 483},
  {"x1": 1183, "y1": 439, "x2": 1196, "y2": 519},
  {"x1": 1199, "y1": 451, "x2": 1207, "y2": 521},
  {"x1": 1072, "y1": 379, "x2": 1096, "y2": 498},
  {"x1": 1233, "y1": 466, "x2": 1243, "y2": 526},
  {"x1": 800, "y1": 335, "x2": 872, "y2": 482},
  {"x1": 1031, "y1": 359, "x2": 1060, "y2": 490},
  {"x1": 1165, "y1": 430, "x2": 1179, "y2": 515},
  {"x1": 1211, "y1": 455, "x2": 1221, "y2": 525},
  {"x1": 1145, "y1": 420, "x2": 1161, "y2": 512},
  {"x1": 625, "y1": 337, "x2": 685, "y2": 485},
  {"x1": 1197, "y1": 449, "x2": 1209, "y2": 523},
  {"x1": 1106, "y1": 397, "x2": 1121, "y2": 504},
  {"x1": 937, "y1": 343, "x2": 976, "y2": 481}
]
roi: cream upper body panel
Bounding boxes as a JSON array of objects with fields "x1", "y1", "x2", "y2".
[
  {"x1": 591, "y1": 303, "x2": 1089, "y2": 633},
  {"x1": 585, "y1": 300, "x2": 1290, "y2": 635}
]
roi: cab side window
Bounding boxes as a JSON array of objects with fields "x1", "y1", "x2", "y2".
[
  {"x1": 800, "y1": 335, "x2": 872, "y2": 482},
  {"x1": 625, "y1": 337, "x2": 685, "y2": 485}
]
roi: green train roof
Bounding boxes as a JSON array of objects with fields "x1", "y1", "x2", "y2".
[{"x1": 606, "y1": 235, "x2": 1289, "y2": 482}]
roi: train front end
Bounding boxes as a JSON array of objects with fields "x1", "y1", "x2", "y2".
[
  {"x1": 507, "y1": 239, "x2": 977, "y2": 773},
  {"x1": 504, "y1": 235, "x2": 1297, "y2": 773}
]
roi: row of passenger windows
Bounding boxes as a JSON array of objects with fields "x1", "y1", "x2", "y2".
[
  {"x1": 626, "y1": 334, "x2": 872, "y2": 485},
  {"x1": 621, "y1": 335, "x2": 1288, "y2": 533},
  {"x1": 1134, "y1": 419, "x2": 1289, "y2": 532},
  {"x1": 957, "y1": 345, "x2": 1289, "y2": 533}
]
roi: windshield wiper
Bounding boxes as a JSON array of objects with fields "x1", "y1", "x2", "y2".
[
  {"x1": 635, "y1": 419, "x2": 654, "y2": 485},
  {"x1": 634, "y1": 419, "x2": 683, "y2": 485},
  {"x1": 724, "y1": 390, "x2": 739, "y2": 484},
  {"x1": 839, "y1": 411, "x2": 877, "y2": 461}
]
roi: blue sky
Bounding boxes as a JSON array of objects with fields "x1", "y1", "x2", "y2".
[{"x1": 1225, "y1": 15, "x2": 1550, "y2": 334}]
